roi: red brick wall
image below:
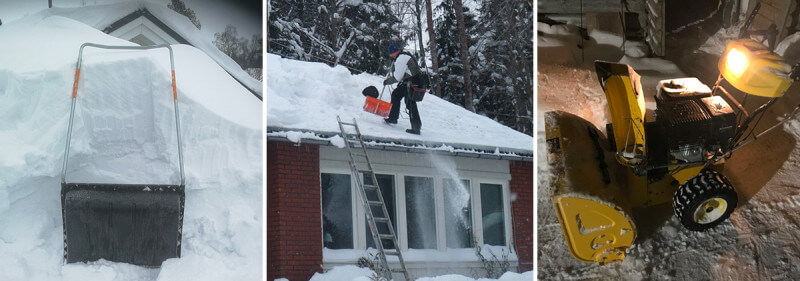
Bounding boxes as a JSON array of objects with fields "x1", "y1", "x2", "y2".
[
  {"x1": 510, "y1": 160, "x2": 533, "y2": 272},
  {"x1": 267, "y1": 141, "x2": 322, "y2": 281}
]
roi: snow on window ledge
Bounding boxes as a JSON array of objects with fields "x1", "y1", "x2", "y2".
[{"x1": 322, "y1": 246, "x2": 519, "y2": 264}]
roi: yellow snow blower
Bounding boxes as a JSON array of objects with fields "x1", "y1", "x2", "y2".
[{"x1": 545, "y1": 38, "x2": 799, "y2": 264}]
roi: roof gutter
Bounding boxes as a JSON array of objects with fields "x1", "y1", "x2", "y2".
[{"x1": 266, "y1": 127, "x2": 534, "y2": 162}]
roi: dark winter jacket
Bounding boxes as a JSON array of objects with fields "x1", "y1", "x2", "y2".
[{"x1": 384, "y1": 52, "x2": 422, "y2": 86}]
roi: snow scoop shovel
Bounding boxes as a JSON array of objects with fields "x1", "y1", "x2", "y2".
[
  {"x1": 362, "y1": 85, "x2": 392, "y2": 117},
  {"x1": 60, "y1": 43, "x2": 185, "y2": 267}
]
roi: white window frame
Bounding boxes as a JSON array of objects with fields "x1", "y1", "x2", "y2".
[
  {"x1": 356, "y1": 171, "x2": 400, "y2": 250},
  {"x1": 473, "y1": 179, "x2": 513, "y2": 248},
  {"x1": 438, "y1": 178, "x2": 473, "y2": 250},
  {"x1": 319, "y1": 168, "x2": 358, "y2": 250},
  {"x1": 319, "y1": 147, "x2": 513, "y2": 255}
]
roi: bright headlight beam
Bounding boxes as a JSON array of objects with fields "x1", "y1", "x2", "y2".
[{"x1": 726, "y1": 48, "x2": 748, "y2": 77}]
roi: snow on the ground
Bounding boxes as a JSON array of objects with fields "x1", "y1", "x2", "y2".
[
  {"x1": 776, "y1": 32, "x2": 800, "y2": 66},
  {"x1": 538, "y1": 23, "x2": 800, "y2": 280},
  {"x1": 0, "y1": 9, "x2": 261, "y2": 281},
  {"x1": 40, "y1": 1, "x2": 262, "y2": 98},
  {"x1": 305, "y1": 265, "x2": 532, "y2": 281},
  {"x1": 265, "y1": 54, "x2": 533, "y2": 155},
  {"x1": 537, "y1": 22, "x2": 685, "y2": 130}
]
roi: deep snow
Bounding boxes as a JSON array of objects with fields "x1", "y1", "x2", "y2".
[
  {"x1": 0, "y1": 8, "x2": 262, "y2": 281},
  {"x1": 538, "y1": 21, "x2": 800, "y2": 280},
  {"x1": 266, "y1": 54, "x2": 533, "y2": 156}
]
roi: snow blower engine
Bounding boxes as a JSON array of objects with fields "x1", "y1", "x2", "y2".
[
  {"x1": 60, "y1": 43, "x2": 185, "y2": 267},
  {"x1": 545, "y1": 38, "x2": 798, "y2": 264}
]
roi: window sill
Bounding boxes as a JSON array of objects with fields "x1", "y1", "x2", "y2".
[{"x1": 322, "y1": 246, "x2": 519, "y2": 264}]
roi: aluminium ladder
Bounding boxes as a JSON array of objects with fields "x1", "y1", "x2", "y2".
[{"x1": 337, "y1": 116, "x2": 411, "y2": 281}]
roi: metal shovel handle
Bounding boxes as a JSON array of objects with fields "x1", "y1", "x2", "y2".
[{"x1": 61, "y1": 43, "x2": 185, "y2": 186}]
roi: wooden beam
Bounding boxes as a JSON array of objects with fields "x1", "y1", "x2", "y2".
[{"x1": 538, "y1": 0, "x2": 622, "y2": 13}]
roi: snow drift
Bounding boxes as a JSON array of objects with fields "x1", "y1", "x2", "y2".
[{"x1": 0, "y1": 9, "x2": 261, "y2": 281}]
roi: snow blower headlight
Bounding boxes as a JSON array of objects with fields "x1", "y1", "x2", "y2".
[
  {"x1": 725, "y1": 48, "x2": 748, "y2": 78},
  {"x1": 718, "y1": 39, "x2": 793, "y2": 98}
]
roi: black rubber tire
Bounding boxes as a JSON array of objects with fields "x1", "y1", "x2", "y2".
[{"x1": 673, "y1": 170, "x2": 738, "y2": 231}]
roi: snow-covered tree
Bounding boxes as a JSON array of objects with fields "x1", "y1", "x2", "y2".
[
  {"x1": 214, "y1": 25, "x2": 263, "y2": 80},
  {"x1": 269, "y1": 0, "x2": 404, "y2": 75},
  {"x1": 433, "y1": 0, "x2": 478, "y2": 107},
  {"x1": 472, "y1": 0, "x2": 533, "y2": 135},
  {"x1": 168, "y1": 0, "x2": 201, "y2": 30},
  {"x1": 215, "y1": 25, "x2": 242, "y2": 59}
]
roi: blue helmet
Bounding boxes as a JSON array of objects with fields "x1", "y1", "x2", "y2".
[{"x1": 387, "y1": 43, "x2": 400, "y2": 55}]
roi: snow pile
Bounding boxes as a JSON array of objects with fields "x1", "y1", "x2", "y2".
[
  {"x1": 43, "y1": 1, "x2": 262, "y2": 98},
  {"x1": 308, "y1": 265, "x2": 375, "y2": 281},
  {"x1": 776, "y1": 32, "x2": 800, "y2": 65},
  {"x1": 266, "y1": 54, "x2": 533, "y2": 155},
  {"x1": 306, "y1": 265, "x2": 532, "y2": 281},
  {"x1": 0, "y1": 10, "x2": 261, "y2": 281}
]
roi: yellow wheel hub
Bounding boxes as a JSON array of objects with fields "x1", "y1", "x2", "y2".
[{"x1": 693, "y1": 197, "x2": 728, "y2": 224}]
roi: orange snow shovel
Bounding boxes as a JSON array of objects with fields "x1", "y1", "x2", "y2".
[{"x1": 362, "y1": 85, "x2": 392, "y2": 117}]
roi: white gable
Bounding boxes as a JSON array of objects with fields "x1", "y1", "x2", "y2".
[{"x1": 108, "y1": 15, "x2": 181, "y2": 46}]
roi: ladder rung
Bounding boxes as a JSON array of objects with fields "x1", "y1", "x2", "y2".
[{"x1": 340, "y1": 118, "x2": 408, "y2": 281}]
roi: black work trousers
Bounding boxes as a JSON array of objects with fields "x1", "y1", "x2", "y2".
[{"x1": 387, "y1": 83, "x2": 421, "y2": 130}]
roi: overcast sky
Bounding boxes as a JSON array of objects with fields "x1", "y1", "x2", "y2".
[{"x1": 0, "y1": 0, "x2": 262, "y2": 42}]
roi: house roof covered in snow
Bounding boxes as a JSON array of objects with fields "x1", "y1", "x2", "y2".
[
  {"x1": 44, "y1": 1, "x2": 262, "y2": 99},
  {"x1": 266, "y1": 54, "x2": 534, "y2": 161}
]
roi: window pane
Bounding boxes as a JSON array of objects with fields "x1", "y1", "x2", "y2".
[
  {"x1": 444, "y1": 179, "x2": 473, "y2": 248},
  {"x1": 480, "y1": 183, "x2": 505, "y2": 246},
  {"x1": 365, "y1": 174, "x2": 396, "y2": 249},
  {"x1": 405, "y1": 176, "x2": 436, "y2": 249},
  {"x1": 321, "y1": 173, "x2": 352, "y2": 249}
]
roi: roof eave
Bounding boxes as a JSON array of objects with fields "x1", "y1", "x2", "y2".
[
  {"x1": 103, "y1": 7, "x2": 263, "y2": 101},
  {"x1": 266, "y1": 127, "x2": 534, "y2": 162}
]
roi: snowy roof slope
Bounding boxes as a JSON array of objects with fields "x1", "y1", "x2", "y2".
[
  {"x1": 42, "y1": 1, "x2": 263, "y2": 98},
  {"x1": 266, "y1": 54, "x2": 533, "y2": 159}
]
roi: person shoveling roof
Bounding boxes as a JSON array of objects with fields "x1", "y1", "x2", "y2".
[{"x1": 381, "y1": 43, "x2": 427, "y2": 135}]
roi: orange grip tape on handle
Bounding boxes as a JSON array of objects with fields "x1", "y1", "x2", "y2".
[
  {"x1": 171, "y1": 70, "x2": 177, "y2": 100},
  {"x1": 71, "y1": 69, "x2": 81, "y2": 98}
]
